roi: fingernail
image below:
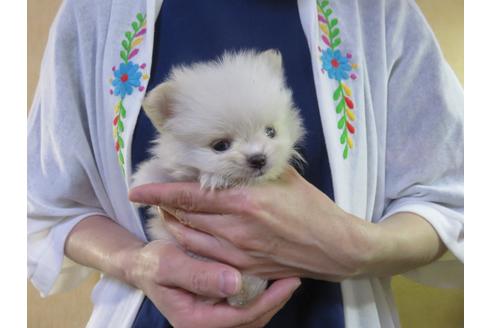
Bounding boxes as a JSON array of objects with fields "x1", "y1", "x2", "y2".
[{"x1": 220, "y1": 271, "x2": 240, "y2": 296}]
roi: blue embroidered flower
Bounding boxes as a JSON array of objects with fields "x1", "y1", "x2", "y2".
[
  {"x1": 112, "y1": 62, "x2": 142, "y2": 97},
  {"x1": 321, "y1": 49, "x2": 352, "y2": 81}
]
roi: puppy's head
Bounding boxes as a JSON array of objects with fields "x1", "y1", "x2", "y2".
[{"x1": 143, "y1": 50, "x2": 304, "y2": 188}]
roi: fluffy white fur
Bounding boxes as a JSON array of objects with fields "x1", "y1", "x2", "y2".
[{"x1": 132, "y1": 49, "x2": 305, "y2": 307}]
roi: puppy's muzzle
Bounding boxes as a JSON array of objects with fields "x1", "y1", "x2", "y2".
[{"x1": 247, "y1": 153, "x2": 267, "y2": 170}]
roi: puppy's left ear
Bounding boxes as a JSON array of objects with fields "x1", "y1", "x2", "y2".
[
  {"x1": 142, "y1": 81, "x2": 175, "y2": 131},
  {"x1": 260, "y1": 49, "x2": 283, "y2": 75}
]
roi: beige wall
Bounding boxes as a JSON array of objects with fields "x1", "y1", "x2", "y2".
[{"x1": 27, "y1": 0, "x2": 464, "y2": 327}]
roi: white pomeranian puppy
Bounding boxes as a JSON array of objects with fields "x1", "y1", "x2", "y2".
[{"x1": 132, "y1": 49, "x2": 305, "y2": 307}]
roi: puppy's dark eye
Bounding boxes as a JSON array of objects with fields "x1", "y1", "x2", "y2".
[
  {"x1": 211, "y1": 139, "x2": 231, "y2": 152},
  {"x1": 265, "y1": 126, "x2": 276, "y2": 138}
]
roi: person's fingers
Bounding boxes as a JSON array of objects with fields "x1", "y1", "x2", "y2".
[
  {"x1": 162, "y1": 206, "x2": 239, "y2": 242},
  {"x1": 164, "y1": 216, "x2": 300, "y2": 280},
  {"x1": 158, "y1": 244, "x2": 242, "y2": 298},
  {"x1": 162, "y1": 279, "x2": 297, "y2": 328},
  {"x1": 129, "y1": 182, "x2": 251, "y2": 214},
  {"x1": 191, "y1": 277, "x2": 301, "y2": 328},
  {"x1": 164, "y1": 214, "x2": 250, "y2": 267}
]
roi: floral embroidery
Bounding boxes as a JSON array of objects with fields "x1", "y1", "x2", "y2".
[
  {"x1": 110, "y1": 12, "x2": 149, "y2": 173},
  {"x1": 317, "y1": 0, "x2": 359, "y2": 159},
  {"x1": 112, "y1": 62, "x2": 143, "y2": 97},
  {"x1": 321, "y1": 49, "x2": 352, "y2": 81}
]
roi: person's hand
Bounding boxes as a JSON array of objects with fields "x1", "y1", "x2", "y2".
[
  {"x1": 126, "y1": 240, "x2": 301, "y2": 328},
  {"x1": 129, "y1": 167, "x2": 377, "y2": 283}
]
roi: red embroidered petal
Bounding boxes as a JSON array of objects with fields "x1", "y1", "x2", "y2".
[
  {"x1": 346, "y1": 121, "x2": 355, "y2": 134},
  {"x1": 345, "y1": 96, "x2": 354, "y2": 109}
]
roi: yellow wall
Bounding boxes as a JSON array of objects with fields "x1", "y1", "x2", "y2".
[{"x1": 27, "y1": 0, "x2": 464, "y2": 327}]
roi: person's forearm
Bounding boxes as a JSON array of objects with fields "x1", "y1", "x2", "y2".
[
  {"x1": 64, "y1": 215, "x2": 145, "y2": 285},
  {"x1": 356, "y1": 212, "x2": 447, "y2": 277}
]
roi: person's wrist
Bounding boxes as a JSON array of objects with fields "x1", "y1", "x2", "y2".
[
  {"x1": 348, "y1": 219, "x2": 395, "y2": 278},
  {"x1": 320, "y1": 210, "x2": 390, "y2": 279},
  {"x1": 113, "y1": 241, "x2": 146, "y2": 288}
]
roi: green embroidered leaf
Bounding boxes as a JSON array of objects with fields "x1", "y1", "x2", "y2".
[
  {"x1": 333, "y1": 85, "x2": 342, "y2": 101},
  {"x1": 326, "y1": 8, "x2": 333, "y2": 16},
  {"x1": 330, "y1": 28, "x2": 340, "y2": 39},
  {"x1": 118, "y1": 119, "x2": 124, "y2": 132},
  {"x1": 340, "y1": 129, "x2": 347, "y2": 144},
  {"x1": 120, "y1": 50, "x2": 128, "y2": 62},
  {"x1": 125, "y1": 31, "x2": 132, "y2": 41},
  {"x1": 332, "y1": 37, "x2": 341, "y2": 48},
  {"x1": 330, "y1": 18, "x2": 338, "y2": 28},
  {"x1": 137, "y1": 13, "x2": 144, "y2": 23},
  {"x1": 337, "y1": 116, "x2": 346, "y2": 130},
  {"x1": 320, "y1": 1, "x2": 329, "y2": 8},
  {"x1": 122, "y1": 40, "x2": 130, "y2": 51},
  {"x1": 118, "y1": 151, "x2": 125, "y2": 165},
  {"x1": 120, "y1": 103, "x2": 127, "y2": 118},
  {"x1": 118, "y1": 135, "x2": 124, "y2": 149},
  {"x1": 336, "y1": 100, "x2": 345, "y2": 114},
  {"x1": 343, "y1": 144, "x2": 349, "y2": 159},
  {"x1": 132, "y1": 21, "x2": 139, "y2": 31}
]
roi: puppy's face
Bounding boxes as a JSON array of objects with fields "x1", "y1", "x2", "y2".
[
  {"x1": 144, "y1": 50, "x2": 304, "y2": 188},
  {"x1": 171, "y1": 101, "x2": 301, "y2": 188}
]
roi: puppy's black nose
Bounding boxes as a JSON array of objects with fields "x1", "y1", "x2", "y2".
[{"x1": 248, "y1": 154, "x2": 267, "y2": 169}]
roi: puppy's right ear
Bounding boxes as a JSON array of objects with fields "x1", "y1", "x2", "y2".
[{"x1": 142, "y1": 81, "x2": 175, "y2": 131}]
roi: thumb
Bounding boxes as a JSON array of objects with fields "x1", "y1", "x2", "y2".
[{"x1": 162, "y1": 247, "x2": 242, "y2": 298}]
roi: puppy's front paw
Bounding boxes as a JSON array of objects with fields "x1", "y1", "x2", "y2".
[{"x1": 227, "y1": 274, "x2": 268, "y2": 307}]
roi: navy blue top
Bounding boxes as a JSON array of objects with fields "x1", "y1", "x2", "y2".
[{"x1": 131, "y1": 1, "x2": 344, "y2": 327}]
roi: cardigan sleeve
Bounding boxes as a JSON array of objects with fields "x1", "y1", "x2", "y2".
[
  {"x1": 28, "y1": 0, "x2": 111, "y2": 296},
  {"x1": 378, "y1": 0, "x2": 464, "y2": 287}
]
